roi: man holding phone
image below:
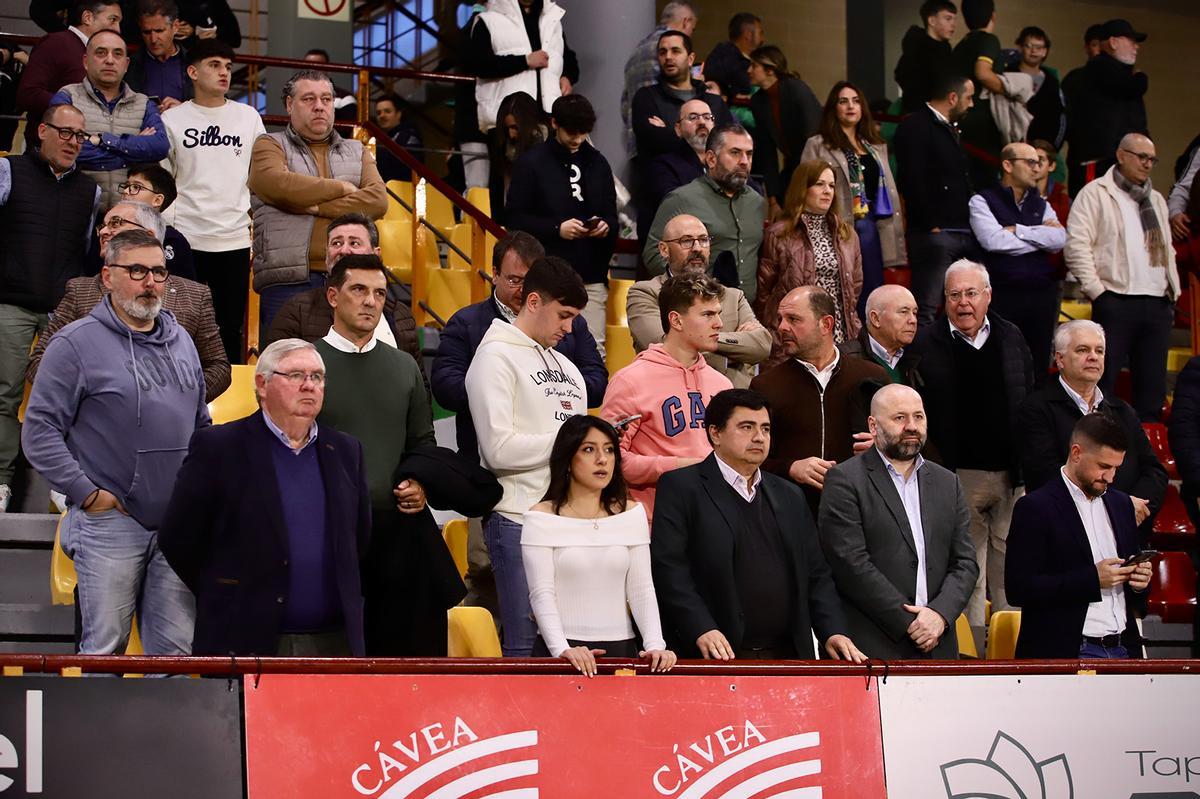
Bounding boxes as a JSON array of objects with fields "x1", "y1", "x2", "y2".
[{"x1": 1006, "y1": 413, "x2": 1153, "y2": 659}]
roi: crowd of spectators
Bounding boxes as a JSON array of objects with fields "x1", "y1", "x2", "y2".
[{"x1": 1, "y1": 0, "x2": 1198, "y2": 667}]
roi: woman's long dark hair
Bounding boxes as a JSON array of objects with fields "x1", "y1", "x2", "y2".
[
  {"x1": 541, "y1": 415, "x2": 629, "y2": 516},
  {"x1": 818, "y1": 80, "x2": 883, "y2": 152},
  {"x1": 492, "y1": 90, "x2": 547, "y2": 166}
]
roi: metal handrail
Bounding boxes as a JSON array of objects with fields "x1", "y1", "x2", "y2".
[
  {"x1": 384, "y1": 184, "x2": 472, "y2": 266},
  {"x1": 1, "y1": 654, "x2": 1196, "y2": 677}
]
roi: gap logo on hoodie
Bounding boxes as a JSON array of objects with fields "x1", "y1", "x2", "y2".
[{"x1": 663, "y1": 392, "x2": 706, "y2": 436}]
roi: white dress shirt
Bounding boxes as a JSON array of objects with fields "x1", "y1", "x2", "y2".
[
  {"x1": 797, "y1": 347, "x2": 840, "y2": 391},
  {"x1": 715, "y1": 453, "x2": 763, "y2": 502},
  {"x1": 322, "y1": 326, "x2": 378, "y2": 353},
  {"x1": 868, "y1": 334, "x2": 903, "y2": 369},
  {"x1": 881, "y1": 451, "x2": 929, "y2": 606},
  {"x1": 1060, "y1": 468, "x2": 1126, "y2": 636},
  {"x1": 1059, "y1": 375, "x2": 1103, "y2": 415},
  {"x1": 949, "y1": 316, "x2": 991, "y2": 350}
]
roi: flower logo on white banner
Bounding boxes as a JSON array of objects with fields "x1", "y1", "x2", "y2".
[{"x1": 940, "y1": 730, "x2": 1073, "y2": 799}]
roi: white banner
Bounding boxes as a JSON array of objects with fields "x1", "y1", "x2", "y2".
[
  {"x1": 879, "y1": 674, "x2": 1200, "y2": 799},
  {"x1": 297, "y1": 0, "x2": 351, "y2": 22}
]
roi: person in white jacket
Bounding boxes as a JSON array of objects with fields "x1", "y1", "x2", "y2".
[
  {"x1": 465, "y1": 255, "x2": 588, "y2": 656},
  {"x1": 1064, "y1": 133, "x2": 1180, "y2": 421}
]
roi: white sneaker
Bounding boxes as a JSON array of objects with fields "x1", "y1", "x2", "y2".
[
  {"x1": 50, "y1": 491, "x2": 67, "y2": 514},
  {"x1": 0, "y1": 484, "x2": 11, "y2": 512}
]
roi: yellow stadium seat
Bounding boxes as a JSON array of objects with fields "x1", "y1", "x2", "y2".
[
  {"x1": 427, "y1": 268, "x2": 474, "y2": 326},
  {"x1": 465, "y1": 186, "x2": 492, "y2": 217},
  {"x1": 447, "y1": 606, "x2": 501, "y2": 657},
  {"x1": 985, "y1": 610, "x2": 1021, "y2": 660},
  {"x1": 384, "y1": 180, "x2": 414, "y2": 221},
  {"x1": 1168, "y1": 346, "x2": 1192, "y2": 373},
  {"x1": 442, "y1": 519, "x2": 468, "y2": 580},
  {"x1": 606, "y1": 325, "x2": 636, "y2": 375},
  {"x1": 955, "y1": 614, "x2": 978, "y2": 659},
  {"x1": 50, "y1": 513, "x2": 75, "y2": 605},
  {"x1": 1059, "y1": 299, "x2": 1091, "y2": 322},
  {"x1": 378, "y1": 218, "x2": 441, "y2": 284},
  {"x1": 425, "y1": 187, "x2": 457, "y2": 234},
  {"x1": 447, "y1": 223, "x2": 473, "y2": 271},
  {"x1": 607, "y1": 278, "x2": 633, "y2": 326},
  {"x1": 208, "y1": 364, "x2": 258, "y2": 424}
]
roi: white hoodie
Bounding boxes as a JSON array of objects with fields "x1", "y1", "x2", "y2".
[{"x1": 466, "y1": 318, "x2": 587, "y2": 520}]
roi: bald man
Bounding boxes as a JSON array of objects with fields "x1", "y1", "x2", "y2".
[
  {"x1": 818, "y1": 383, "x2": 978, "y2": 660},
  {"x1": 1065, "y1": 132, "x2": 1180, "y2": 421},
  {"x1": 750, "y1": 285, "x2": 887, "y2": 510},
  {"x1": 969, "y1": 141, "x2": 1067, "y2": 375},
  {"x1": 627, "y1": 214, "x2": 770, "y2": 387},
  {"x1": 638, "y1": 99, "x2": 714, "y2": 241},
  {"x1": 857, "y1": 284, "x2": 920, "y2": 384}
]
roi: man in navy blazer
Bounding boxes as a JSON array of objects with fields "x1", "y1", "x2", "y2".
[
  {"x1": 1007, "y1": 413, "x2": 1152, "y2": 659},
  {"x1": 431, "y1": 231, "x2": 607, "y2": 463},
  {"x1": 651, "y1": 389, "x2": 865, "y2": 661},
  {"x1": 159, "y1": 339, "x2": 372, "y2": 657}
]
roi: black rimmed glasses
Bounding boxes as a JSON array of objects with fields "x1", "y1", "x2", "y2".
[
  {"x1": 44, "y1": 122, "x2": 87, "y2": 143},
  {"x1": 98, "y1": 216, "x2": 150, "y2": 235},
  {"x1": 107, "y1": 263, "x2": 169, "y2": 282}
]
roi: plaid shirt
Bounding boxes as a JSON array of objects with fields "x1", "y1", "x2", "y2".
[{"x1": 620, "y1": 26, "x2": 667, "y2": 156}]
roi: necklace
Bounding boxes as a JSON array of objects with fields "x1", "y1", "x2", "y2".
[{"x1": 565, "y1": 500, "x2": 603, "y2": 530}]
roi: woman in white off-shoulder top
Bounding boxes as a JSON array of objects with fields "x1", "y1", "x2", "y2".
[{"x1": 522, "y1": 415, "x2": 677, "y2": 677}]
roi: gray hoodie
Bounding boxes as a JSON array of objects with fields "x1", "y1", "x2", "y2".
[{"x1": 22, "y1": 296, "x2": 211, "y2": 529}]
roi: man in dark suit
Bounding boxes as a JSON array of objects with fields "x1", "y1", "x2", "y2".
[
  {"x1": 1007, "y1": 413, "x2": 1151, "y2": 659},
  {"x1": 893, "y1": 72, "x2": 978, "y2": 326},
  {"x1": 651, "y1": 388, "x2": 865, "y2": 661},
  {"x1": 159, "y1": 338, "x2": 372, "y2": 657},
  {"x1": 1017, "y1": 319, "x2": 1166, "y2": 536},
  {"x1": 27, "y1": 271, "x2": 230, "y2": 401},
  {"x1": 819, "y1": 383, "x2": 978, "y2": 659}
]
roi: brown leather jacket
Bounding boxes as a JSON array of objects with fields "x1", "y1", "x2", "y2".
[{"x1": 263, "y1": 286, "x2": 427, "y2": 387}]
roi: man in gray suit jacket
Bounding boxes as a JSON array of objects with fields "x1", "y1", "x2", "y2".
[{"x1": 818, "y1": 384, "x2": 978, "y2": 659}]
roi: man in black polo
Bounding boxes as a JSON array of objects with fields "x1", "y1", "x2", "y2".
[{"x1": 0, "y1": 103, "x2": 100, "y2": 512}]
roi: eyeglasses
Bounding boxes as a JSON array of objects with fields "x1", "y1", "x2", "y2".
[
  {"x1": 662, "y1": 235, "x2": 714, "y2": 250},
  {"x1": 118, "y1": 181, "x2": 160, "y2": 197},
  {"x1": 98, "y1": 216, "x2": 150, "y2": 234},
  {"x1": 1008, "y1": 157, "x2": 1042, "y2": 168},
  {"x1": 272, "y1": 370, "x2": 326, "y2": 386},
  {"x1": 1120, "y1": 148, "x2": 1159, "y2": 166},
  {"x1": 946, "y1": 288, "x2": 986, "y2": 302},
  {"x1": 497, "y1": 274, "x2": 524, "y2": 287},
  {"x1": 44, "y1": 122, "x2": 87, "y2": 143},
  {"x1": 107, "y1": 263, "x2": 169, "y2": 282},
  {"x1": 683, "y1": 113, "x2": 715, "y2": 123}
]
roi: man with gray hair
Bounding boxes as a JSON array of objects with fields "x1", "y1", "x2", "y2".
[
  {"x1": 1017, "y1": 319, "x2": 1166, "y2": 531},
  {"x1": 856, "y1": 284, "x2": 921, "y2": 384},
  {"x1": 249, "y1": 69, "x2": 387, "y2": 336},
  {"x1": 1065, "y1": 132, "x2": 1179, "y2": 422},
  {"x1": 23, "y1": 229, "x2": 209, "y2": 656},
  {"x1": 160, "y1": 337, "x2": 373, "y2": 657},
  {"x1": 620, "y1": 1, "x2": 698, "y2": 155},
  {"x1": 645, "y1": 123, "x2": 766, "y2": 300},
  {"x1": 912, "y1": 259, "x2": 1035, "y2": 625}
]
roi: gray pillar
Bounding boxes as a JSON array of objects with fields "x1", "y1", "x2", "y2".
[
  {"x1": 266, "y1": 0, "x2": 355, "y2": 115},
  {"x1": 559, "y1": 0, "x2": 653, "y2": 177}
]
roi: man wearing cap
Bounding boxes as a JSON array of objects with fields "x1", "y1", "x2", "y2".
[{"x1": 1062, "y1": 19, "x2": 1149, "y2": 198}]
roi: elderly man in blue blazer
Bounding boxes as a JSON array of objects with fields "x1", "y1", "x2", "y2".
[{"x1": 1007, "y1": 413, "x2": 1151, "y2": 659}]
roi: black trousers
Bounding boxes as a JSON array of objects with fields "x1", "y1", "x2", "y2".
[
  {"x1": 193, "y1": 248, "x2": 251, "y2": 365},
  {"x1": 1092, "y1": 292, "x2": 1175, "y2": 421},
  {"x1": 907, "y1": 230, "x2": 981, "y2": 327},
  {"x1": 990, "y1": 281, "x2": 1061, "y2": 382}
]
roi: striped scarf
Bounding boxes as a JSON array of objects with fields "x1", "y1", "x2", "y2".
[{"x1": 1112, "y1": 168, "x2": 1169, "y2": 268}]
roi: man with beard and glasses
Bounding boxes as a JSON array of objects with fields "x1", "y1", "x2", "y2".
[
  {"x1": 1007, "y1": 413, "x2": 1150, "y2": 659},
  {"x1": 645, "y1": 123, "x2": 766, "y2": 301},
  {"x1": 627, "y1": 214, "x2": 769, "y2": 388},
  {"x1": 638, "y1": 99, "x2": 715, "y2": 243},
  {"x1": 23, "y1": 229, "x2": 209, "y2": 656},
  {"x1": 630, "y1": 30, "x2": 730, "y2": 160},
  {"x1": 818, "y1": 383, "x2": 977, "y2": 659}
]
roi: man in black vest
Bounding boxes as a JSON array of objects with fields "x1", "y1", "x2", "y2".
[
  {"x1": 968, "y1": 141, "x2": 1067, "y2": 376},
  {"x1": 0, "y1": 103, "x2": 100, "y2": 512}
]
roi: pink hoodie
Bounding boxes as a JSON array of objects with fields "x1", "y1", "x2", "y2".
[{"x1": 601, "y1": 344, "x2": 733, "y2": 523}]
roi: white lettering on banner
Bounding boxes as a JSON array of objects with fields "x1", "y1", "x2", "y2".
[
  {"x1": 650, "y1": 723, "x2": 820, "y2": 797},
  {"x1": 879, "y1": 675, "x2": 1200, "y2": 798},
  {"x1": 0, "y1": 690, "x2": 42, "y2": 794},
  {"x1": 349, "y1": 719, "x2": 540, "y2": 798}
]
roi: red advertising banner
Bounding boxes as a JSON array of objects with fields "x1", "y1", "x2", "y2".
[{"x1": 244, "y1": 674, "x2": 885, "y2": 798}]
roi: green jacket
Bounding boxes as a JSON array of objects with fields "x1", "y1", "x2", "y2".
[{"x1": 643, "y1": 175, "x2": 766, "y2": 302}]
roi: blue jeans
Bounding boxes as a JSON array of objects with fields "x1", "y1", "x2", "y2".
[
  {"x1": 1079, "y1": 640, "x2": 1129, "y2": 659},
  {"x1": 483, "y1": 513, "x2": 536, "y2": 657},
  {"x1": 62, "y1": 506, "x2": 195, "y2": 656},
  {"x1": 854, "y1": 215, "x2": 884, "y2": 323}
]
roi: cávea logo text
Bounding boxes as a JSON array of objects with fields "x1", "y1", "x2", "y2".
[
  {"x1": 0, "y1": 691, "x2": 42, "y2": 793},
  {"x1": 181, "y1": 125, "x2": 243, "y2": 148},
  {"x1": 651, "y1": 720, "x2": 824, "y2": 797},
  {"x1": 349, "y1": 716, "x2": 539, "y2": 798}
]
